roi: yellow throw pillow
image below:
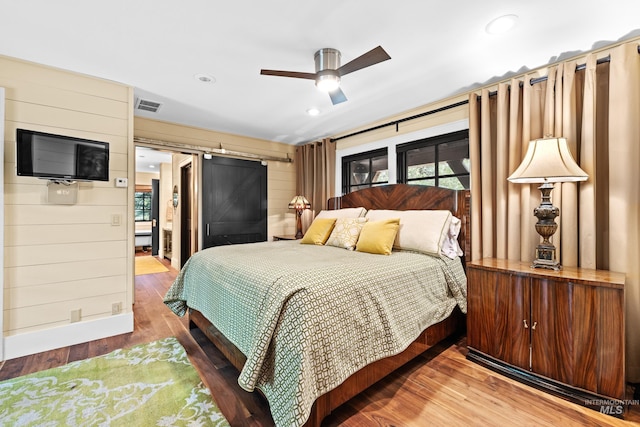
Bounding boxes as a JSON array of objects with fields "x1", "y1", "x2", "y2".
[
  {"x1": 300, "y1": 218, "x2": 336, "y2": 245},
  {"x1": 355, "y1": 218, "x2": 400, "y2": 255}
]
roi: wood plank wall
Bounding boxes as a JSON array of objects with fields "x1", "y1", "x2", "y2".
[
  {"x1": 1, "y1": 55, "x2": 133, "y2": 337},
  {"x1": 0, "y1": 54, "x2": 295, "y2": 354}
]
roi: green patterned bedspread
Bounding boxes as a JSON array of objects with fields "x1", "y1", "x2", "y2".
[{"x1": 164, "y1": 241, "x2": 467, "y2": 427}]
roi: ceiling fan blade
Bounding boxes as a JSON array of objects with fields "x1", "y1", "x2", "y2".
[
  {"x1": 337, "y1": 46, "x2": 391, "y2": 77},
  {"x1": 328, "y1": 87, "x2": 348, "y2": 105},
  {"x1": 260, "y1": 69, "x2": 317, "y2": 80}
]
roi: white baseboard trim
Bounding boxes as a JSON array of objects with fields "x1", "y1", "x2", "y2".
[{"x1": 2, "y1": 313, "x2": 134, "y2": 360}]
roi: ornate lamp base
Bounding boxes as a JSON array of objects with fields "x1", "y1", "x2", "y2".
[
  {"x1": 532, "y1": 252, "x2": 561, "y2": 270},
  {"x1": 295, "y1": 210, "x2": 304, "y2": 239},
  {"x1": 532, "y1": 181, "x2": 561, "y2": 271}
]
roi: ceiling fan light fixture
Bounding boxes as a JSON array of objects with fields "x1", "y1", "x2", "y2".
[{"x1": 315, "y1": 71, "x2": 341, "y2": 92}]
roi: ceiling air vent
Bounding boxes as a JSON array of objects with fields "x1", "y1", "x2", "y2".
[{"x1": 135, "y1": 98, "x2": 162, "y2": 113}]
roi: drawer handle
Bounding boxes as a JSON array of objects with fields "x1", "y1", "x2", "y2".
[{"x1": 523, "y1": 319, "x2": 528, "y2": 329}]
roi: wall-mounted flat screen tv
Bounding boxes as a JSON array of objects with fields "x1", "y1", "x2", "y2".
[{"x1": 16, "y1": 129, "x2": 110, "y2": 182}]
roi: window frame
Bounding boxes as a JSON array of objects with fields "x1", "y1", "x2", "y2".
[
  {"x1": 134, "y1": 190, "x2": 152, "y2": 222},
  {"x1": 396, "y1": 129, "x2": 469, "y2": 189},
  {"x1": 341, "y1": 147, "x2": 388, "y2": 194}
]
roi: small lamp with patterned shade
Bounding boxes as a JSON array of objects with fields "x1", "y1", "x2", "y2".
[{"x1": 289, "y1": 195, "x2": 311, "y2": 239}]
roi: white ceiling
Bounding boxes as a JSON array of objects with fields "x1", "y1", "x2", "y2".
[
  {"x1": 135, "y1": 146, "x2": 173, "y2": 174},
  {"x1": 1, "y1": 1, "x2": 639, "y2": 146}
]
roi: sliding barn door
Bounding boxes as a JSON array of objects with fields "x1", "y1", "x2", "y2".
[{"x1": 201, "y1": 156, "x2": 267, "y2": 248}]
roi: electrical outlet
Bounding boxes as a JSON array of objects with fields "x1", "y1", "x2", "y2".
[
  {"x1": 112, "y1": 302, "x2": 122, "y2": 315},
  {"x1": 71, "y1": 309, "x2": 81, "y2": 323},
  {"x1": 111, "y1": 214, "x2": 121, "y2": 226}
]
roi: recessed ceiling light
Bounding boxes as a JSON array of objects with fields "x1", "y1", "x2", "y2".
[
  {"x1": 149, "y1": 164, "x2": 155, "y2": 168},
  {"x1": 485, "y1": 14, "x2": 518, "y2": 35},
  {"x1": 306, "y1": 108, "x2": 320, "y2": 116},
  {"x1": 194, "y1": 73, "x2": 216, "y2": 84}
]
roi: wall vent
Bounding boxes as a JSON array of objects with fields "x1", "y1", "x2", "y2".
[{"x1": 135, "y1": 98, "x2": 162, "y2": 113}]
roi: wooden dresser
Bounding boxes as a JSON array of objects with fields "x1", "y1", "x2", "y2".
[{"x1": 466, "y1": 258, "x2": 626, "y2": 417}]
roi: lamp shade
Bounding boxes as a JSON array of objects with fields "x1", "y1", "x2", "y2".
[
  {"x1": 508, "y1": 137, "x2": 588, "y2": 183},
  {"x1": 288, "y1": 195, "x2": 311, "y2": 210}
]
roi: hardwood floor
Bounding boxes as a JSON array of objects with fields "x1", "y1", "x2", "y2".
[{"x1": 1, "y1": 257, "x2": 639, "y2": 426}]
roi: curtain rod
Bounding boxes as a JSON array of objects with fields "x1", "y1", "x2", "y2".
[
  {"x1": 133, "y1": 137, "x2": 292, "y2": 163},
  {"x1": 330, "y1": 99, "x2": 469, "y2": 142},
  {"x1": 332, "y1": 45, "x2": 640, "y2": 137},
  {"x1": 485, "y1": 44, "x2": 640, "y2": 96}
]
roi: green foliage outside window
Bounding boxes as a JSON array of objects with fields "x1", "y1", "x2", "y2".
[
  {"x1": 135, "y1": 192, "x2": 152, "y2": 221},
  {"x1": 398, "y1": 130, "x2": 470, "y2": 190},
  {"x1": 407, "y1": 158, "x2": 470, "y2": 190}
]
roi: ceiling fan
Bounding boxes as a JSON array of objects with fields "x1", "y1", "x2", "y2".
[{"x1": 260, "y1": 46, "x2": 391, "y2": 105}]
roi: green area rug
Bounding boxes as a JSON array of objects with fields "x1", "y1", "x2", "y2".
[{"x1": 0, "y1": 337, "x2": 230, "y2": 426}]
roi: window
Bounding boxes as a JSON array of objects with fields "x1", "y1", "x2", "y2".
[
  {"x1": 342, "y1": 148, "x2": 388, "y2": 194},
  {"x1": 135, "y1": 191, "x2": 152, "y2": 221},
  {"x1": 397, "y1": 130, "x2": 470, "y2": 190}
]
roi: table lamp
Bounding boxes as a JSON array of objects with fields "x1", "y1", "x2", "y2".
[
  {"x1": 289, "y1": 195, "x2": 311, "y2": 239},
  {"x1": 507, "y1": 137, "x2": 588, "y2": 270}
]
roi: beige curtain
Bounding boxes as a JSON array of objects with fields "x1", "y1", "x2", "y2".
[
  {"x1": 295, "y1": 138, "x2": 336, "y2": 231},
  {"x1": 609, "y1": 43, "x2": 640, "y2": 384},
  {"x1": 470, "y1": 41, "x2": 640, "y2": 382}
]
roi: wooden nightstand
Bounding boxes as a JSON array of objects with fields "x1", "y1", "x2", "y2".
[
  {"x1": 273, "y1": 234, "x2": 299, "y2": 241},
  {"x1": 466, "y1": 258, "x2": 626, "y2": 417}
]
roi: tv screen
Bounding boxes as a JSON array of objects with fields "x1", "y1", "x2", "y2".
[{"x1": 16, "y1": 129, "x2": 110, "y2": 182}]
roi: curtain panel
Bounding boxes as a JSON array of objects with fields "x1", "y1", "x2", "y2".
[
  {"x1": 469, "y1": 42, "x2": 640, "y2": 382},
  {"x1": 294, "y1": 138, "x2": 336, "y2": 231}
]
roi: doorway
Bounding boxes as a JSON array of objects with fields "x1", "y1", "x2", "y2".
[
  {"x1": 134, "y1": 147, "x2": 201, "y2": 268},
  {"x1": 134, "y1": 147, "x2": 174, "y2": 260}
]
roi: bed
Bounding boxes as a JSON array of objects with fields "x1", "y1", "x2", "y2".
[{"x1": 164, "y1": 184, "x2": 471, "y2": 426}]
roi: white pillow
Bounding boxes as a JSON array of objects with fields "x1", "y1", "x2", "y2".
[
  {"x1": 364, "y1": 209, "x2": 452, "y2": 256},
  {"x1": 441, "y1": 216, "x2": 464, "y2": 259},
  {"x1": 315, "y1": 207, "x2": 367, "y2": 219}
]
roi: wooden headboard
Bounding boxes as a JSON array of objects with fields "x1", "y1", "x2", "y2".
[{"x1": 328, "y1": 184, "x2": 471, "y2": 265}]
